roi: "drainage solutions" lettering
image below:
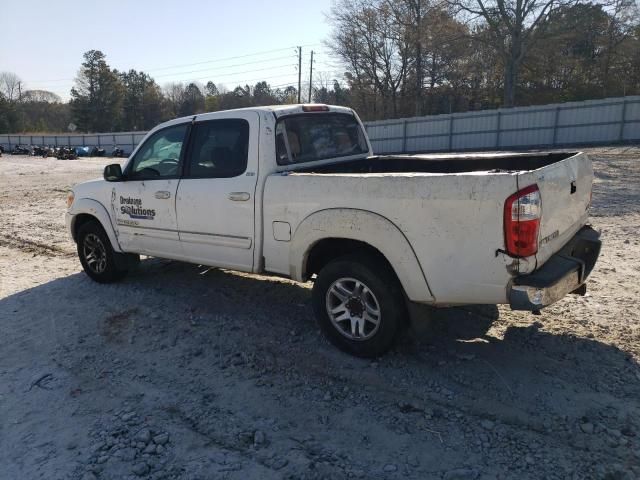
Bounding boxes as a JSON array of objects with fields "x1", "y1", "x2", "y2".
[{"x1": 120, "y1": 196, "x2": 155, "y2": 220}]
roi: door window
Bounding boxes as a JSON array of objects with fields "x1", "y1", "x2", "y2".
[
  {"x1": 127, "y1": 124, "x2": 188, "y2": 179},
  {"x1": 186, "y1": 119, "x2": 249, "y2": 178}
]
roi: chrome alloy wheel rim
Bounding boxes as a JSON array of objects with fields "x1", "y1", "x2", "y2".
[
  {"x1": 325, "y1": 277, "x2": 381, "y2": 341},
  {"x1": 83, "y1": 233, "x2": 107, "y2": 274}
]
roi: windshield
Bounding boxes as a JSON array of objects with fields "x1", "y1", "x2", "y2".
[{"x1": 275, "y1": 113, "x2": 369, "y2": 165}]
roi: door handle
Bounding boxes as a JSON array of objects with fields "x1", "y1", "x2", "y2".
[
  {"x1": 228, "y1": 192, "x2": 250, "y2": 201},
  {"x1": 155, "y1": 191, "x2": 171, "y2": 199}
]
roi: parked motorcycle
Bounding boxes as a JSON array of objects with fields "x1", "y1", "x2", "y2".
[
  {"x1": 91, "y1": 146, "x2": 106, "y2": 157},
  {"x1": 11, "y1": 145, "x2": 31, "y2": 155},
  {"x1": 41, "y1": 146, "x2": 55, "y2": 158},
  {"x1": 56, "y1": 147, "x2": 78, "y2": 160},
  {"x1": 32, "y1": 146, "x2": 47, "y2": 157},
  {"x1": 111, "y1": 146, "x2": 126, "y2": 157}
]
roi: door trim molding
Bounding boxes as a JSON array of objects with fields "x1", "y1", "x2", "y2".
[{"x1": 117, "y1": 222, "x2": 251, "y2": 248}]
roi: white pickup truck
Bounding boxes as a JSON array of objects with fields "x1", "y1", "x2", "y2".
[{"x1": 66, "y1": 104, "x2": 601, "y2": 356}]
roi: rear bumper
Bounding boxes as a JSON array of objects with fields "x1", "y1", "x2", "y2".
[{"x1": 509, "y1": 225, "x2": 601, "y2": 311}]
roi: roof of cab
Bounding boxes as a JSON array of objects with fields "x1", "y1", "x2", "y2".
[{"x1": 146, "y1": 104, "x2": 356, "y2": 136}]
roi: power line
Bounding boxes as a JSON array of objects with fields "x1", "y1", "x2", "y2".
[
  {"x1": 146, "y1": 55, "x2": 294, "y2": 77},
  {"x1": 138, "y1": 43, "x2": 319, "y2": 73},
  {"x1": 25, "y1": 63, "x2": 299, "y2": 91},
  {"x1": 24, "y1": 43, "x2": 322, "y2": 84},
  {"x1": 155, "y1": 62, "x2": 297, "y2": 80},
  {"x1": 180, "y1": 72, "x2": 300, "y2": 86},
  {"x1": 18, "y1": 43, "x2": 327, "y2": 99},
  {"x1": 27, "y1": 54, "x2": 297, "y2": 87},
  {"x1": 26, "y1": 73, "x2": 302, "y2": 100}
]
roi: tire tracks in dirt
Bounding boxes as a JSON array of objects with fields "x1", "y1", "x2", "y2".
[{"x1": 0, "y1": 233, "x2": 74, "y2": 257}]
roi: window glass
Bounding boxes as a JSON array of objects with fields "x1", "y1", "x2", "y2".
[
  {"x1": 276, "y1": 113, "x2": 368, "y2": 165},
  {"x1": 187, "y1": 119, "x2": 249, "y2": 178},
  {"x1": 128, "y1": 124, "x2": 187, "y2": 179}
]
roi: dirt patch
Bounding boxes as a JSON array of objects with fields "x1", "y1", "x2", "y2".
[{"x1": 101, "y1": 308, "x2": 139, "y2": 343}]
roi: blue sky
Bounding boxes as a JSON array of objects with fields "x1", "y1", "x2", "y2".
[{"x1": 0, "y1": 0, "x2": 340, "y2": 100}]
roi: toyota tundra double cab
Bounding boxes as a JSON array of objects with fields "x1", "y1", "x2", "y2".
[{"x1": 66, "y1": 104, "x2": 601, "y2": 357}]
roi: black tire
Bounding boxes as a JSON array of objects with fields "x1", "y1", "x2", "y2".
[
  {"x1": 77, "y1": 220, "x2": 129, "y2": 283},
  {"x1": 312, "y1": 253, "x2": 407, "y2": 357}
]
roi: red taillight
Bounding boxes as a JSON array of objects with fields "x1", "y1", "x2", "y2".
[
  {"x1": 504, "y1": 184, "x2": 541, "y2": 257},
  {"x1": 302, "y1": 104, "x2": 330, "y2": 112}
]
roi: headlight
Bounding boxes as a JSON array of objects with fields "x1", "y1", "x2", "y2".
[{"x1": 66, "y1": 191, "x2": 75, "y2": 208}]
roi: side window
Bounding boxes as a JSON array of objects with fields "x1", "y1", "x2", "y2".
[
  {"x1": 186, "y1": 119, "x2": 249, "y2": 178},
  {"x1": 128, "y1": 124, "x2": 188, "y2": 179}
]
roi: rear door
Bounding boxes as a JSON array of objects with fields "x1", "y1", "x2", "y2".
[
  {"x1": 518, "y1": 152, "x2": 593, "y2": 266},
  {"x1": 112, "y1": 122, "x2": 189, "y2": 257},
  {"x1": 175, "y1": 111, "x2": 259, "y2": 271}
]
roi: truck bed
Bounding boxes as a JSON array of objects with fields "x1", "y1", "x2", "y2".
[
  {"x1": 265, "y1": 150, "x2": 592, "y2": 306},
  {"x1": 296, "y1": 152, "x2": 576, "y2": 174}
]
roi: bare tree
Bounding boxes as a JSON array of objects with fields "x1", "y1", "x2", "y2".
[
  {"x1": 21, "y1": 90, "x2": 62, "y2": 103},
  {"x1": 385, "y1": 0, "x2": 433, "y2": 115},
  {"x1": 451, "y1": 0, "x2": 576, "y2": 107},
  {"x1": 0, "y1": 72, "x2": 23, "y2": 102},
  {"x1": 328, "y1": 0, "x2": 410, "y2": 118},
  {"x1": 601, "y1": 0, "x2": 639, "y2": 95},
  {"x1": 163, "y1": 82, "x2": 186, "y2": 117}
]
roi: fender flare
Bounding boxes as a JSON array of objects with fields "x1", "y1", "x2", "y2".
[
  {"x1": 69, "y1": 198, "x2": 123, "y2": 252},
  {"x1": 290, "y1": 208, "x2": 434, "y2": 303}
]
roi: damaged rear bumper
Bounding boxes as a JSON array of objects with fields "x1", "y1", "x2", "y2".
[{"x1": 509, "y1": 225, "x2": 601, "y2": 311}]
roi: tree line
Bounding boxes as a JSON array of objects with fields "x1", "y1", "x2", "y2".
[
  {"x1": 327, "y1": 0, "x2": 639, "y2": 119},
  {"x1": 0, "y1": 50, "x2": 302, "y2": 134},
  {"x1": 0, "y1": 0, "x2": 638, "y2": 133}
]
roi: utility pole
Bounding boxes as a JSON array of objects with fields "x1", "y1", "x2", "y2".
[
  {"x1": 297, "y1": 46, "x2": 302, "y2": 104},
  {"x1": 308, "y1": 50, "x2": 314, "y2": 103}
]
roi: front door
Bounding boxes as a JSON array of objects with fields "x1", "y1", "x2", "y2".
[
  {"x1": 112, "y1": 122, "x2": 189, "y2": 258},
  {"x1": 175, "y1": 112, "x2": 259, "y2": 271}
]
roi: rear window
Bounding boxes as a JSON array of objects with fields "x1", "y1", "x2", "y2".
[{"x1": 276, "y1": 113, "x2": 368, "y2": 165}]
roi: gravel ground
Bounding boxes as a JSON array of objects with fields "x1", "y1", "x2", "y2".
[{"x1": 1, "y1": 147, "x2": 639, "y2": 480}]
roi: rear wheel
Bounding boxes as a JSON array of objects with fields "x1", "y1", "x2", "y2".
[
  {"x1": 77, "y1": 221, "x2": 131, "y2": 283},
  {"x1": 312, "y1": 254, "x2": 406, "y2": 357}
]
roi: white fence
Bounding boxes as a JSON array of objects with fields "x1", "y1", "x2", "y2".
[
  {"x1": 365, "y1": 95, "x2": 640, "y2": 153},
  {"x1": 1, "y1": 96, "x2": 638, "y2": 155},
  {"x1": 0, "y1": 131, "x2": 147, "y2": 155}
]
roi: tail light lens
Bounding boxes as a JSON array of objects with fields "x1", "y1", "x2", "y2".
[{"x1": 504, "y1": 184, "x2": 541, "y2": 257}]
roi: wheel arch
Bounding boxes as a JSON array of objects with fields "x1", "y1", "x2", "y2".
[
  {"x1": 69, "y1": 198, "x2": 122, "y2": 252},
  {"x1": 290, "y1": 208, "x2": 434, "y2": 303}
]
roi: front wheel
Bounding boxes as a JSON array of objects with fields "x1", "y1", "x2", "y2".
[
  {"x1": 77, "y1": 221, "x2": 131, "y2": 283},
  {"x1": 312, "y1": 254, "x2": 406, "y2": 357}
]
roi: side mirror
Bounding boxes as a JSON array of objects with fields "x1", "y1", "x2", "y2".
[{"x1": 104, "y1": 163, "x2": 123, "y2": 182}]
